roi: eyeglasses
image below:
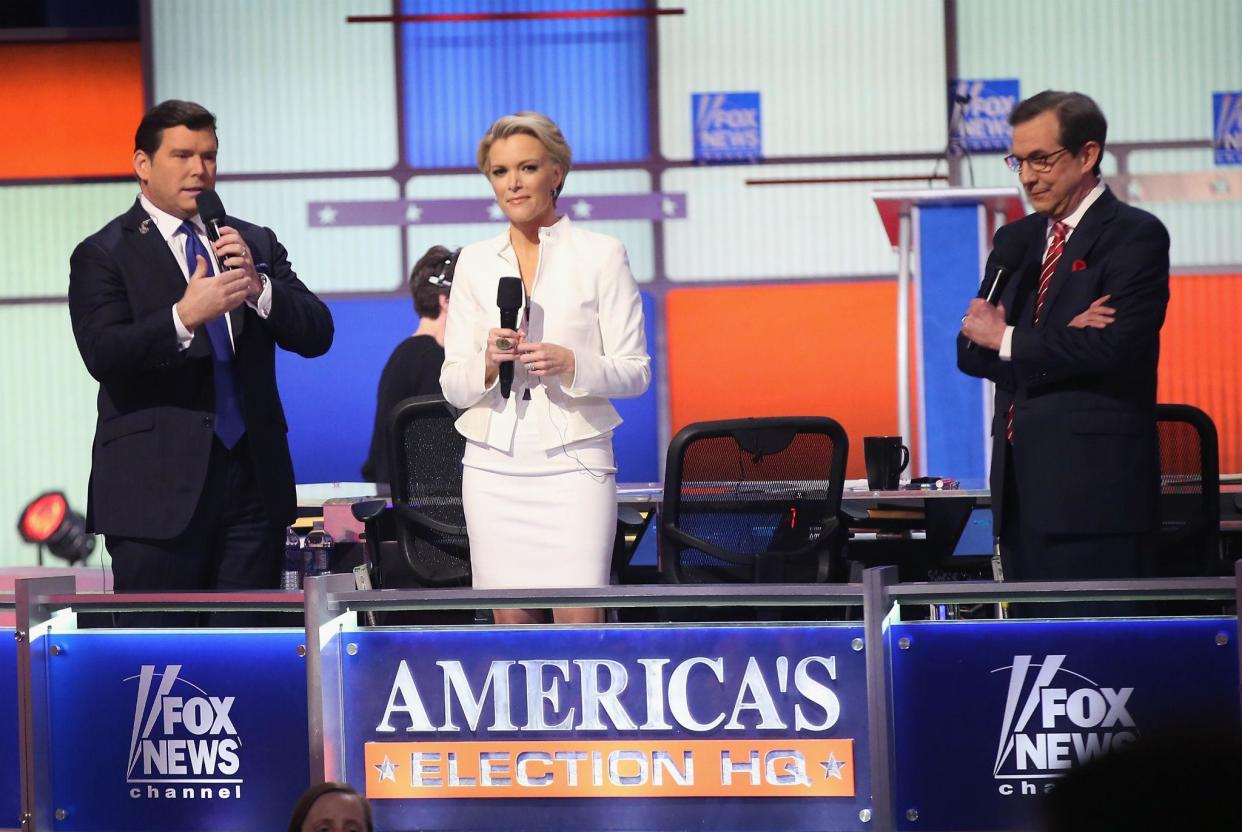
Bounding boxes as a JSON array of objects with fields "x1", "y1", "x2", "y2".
[{"x1": 1003, "y1": 147, "x2": 1070, "y2": 173}]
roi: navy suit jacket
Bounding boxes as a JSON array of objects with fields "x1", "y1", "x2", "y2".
[
  {"x1": 68, "y1": 199, "x2": 334, "y2": 539},
  {"x1": 957, "y1": 187, "x2": 1169, "y2": 537}
]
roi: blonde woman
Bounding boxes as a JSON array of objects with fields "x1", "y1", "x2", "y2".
[{"x1": 440, "y1": 112, "x2": 650, "y2": 624}]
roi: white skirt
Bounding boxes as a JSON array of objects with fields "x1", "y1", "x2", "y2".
[{"x1": 461, "y1": 404, "x2": 617, "y2": 590}]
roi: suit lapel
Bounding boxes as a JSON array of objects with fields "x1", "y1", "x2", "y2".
[
  {"x1": 1000, "y1": 219, "x2": 1047, "y2": 324},
  {"x1": 1037, "y1": 187, "x2": 1118, "y2": 323}
]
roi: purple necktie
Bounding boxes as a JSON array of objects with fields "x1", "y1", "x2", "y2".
[{"x1": 181, "y1": 222, "x2": 245, "y2": 448}]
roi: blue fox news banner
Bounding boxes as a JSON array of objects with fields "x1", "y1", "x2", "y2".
[
  {"x1": 329, "y1": 625, "x2": 870, "y2": 831},
  {"x1": 890, "y1": 618, "x2": 1241, "y2": 831},
  {"x1": 33, "y1": 630, "x2": 309, "y2": 832},
  {"x1": 1, "y1": 631, "x2": 19, "y2": 828}
]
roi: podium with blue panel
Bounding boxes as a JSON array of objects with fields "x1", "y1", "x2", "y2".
[
  {"x1": 5, "y1": 570, "x2": 1241, "y2": 832},
  {"x1": 871, "y1": 188, "x2": 1026, "y2": 480}
]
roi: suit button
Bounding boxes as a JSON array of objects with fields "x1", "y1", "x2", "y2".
[{"x1": 203, "y1": 416, "x2": 212, "y2": 428}]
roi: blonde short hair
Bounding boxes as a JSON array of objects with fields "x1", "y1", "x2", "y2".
[{"x1": 476, "y1": 111, "x2": 573, "y2": 200}]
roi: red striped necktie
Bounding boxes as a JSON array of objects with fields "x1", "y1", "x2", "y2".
[{"x1": 1007, "y1": 221, "x2": 1071, "y2": 443}]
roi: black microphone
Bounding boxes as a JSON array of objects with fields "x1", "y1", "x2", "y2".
[
  {"x1": 965, "y1": 239, "x2": 1026, "y2": 350},
  {"x1": 196, "y1": 190, "x2": 226, "y2": 244},
  {"x1": 496, "y1": 277, "x2": 523, "y2": 399}
]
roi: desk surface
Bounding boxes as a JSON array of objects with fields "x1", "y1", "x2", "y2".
[{"x1": 617, "y1": 480, "x2": 990, "y2": 504}]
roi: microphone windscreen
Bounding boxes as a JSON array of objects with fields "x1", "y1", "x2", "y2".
[
  {"x1": 497, "y1": 276, "x2": 523, "y2": 311},
  {"x1": 196, "y1": 190, "x2": 226, "y2": 224},
  {"x1": 991, "y1": 234, "x2": 1027, "y2": 271}
]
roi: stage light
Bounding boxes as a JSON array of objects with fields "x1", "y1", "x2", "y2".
[{"x1": 17, "y1": 491, "x2": 96, "y2": 565}]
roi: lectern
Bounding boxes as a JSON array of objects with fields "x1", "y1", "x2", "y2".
[{"x1": 871, "y1": 188, "x2": 1025, "y2": 480}]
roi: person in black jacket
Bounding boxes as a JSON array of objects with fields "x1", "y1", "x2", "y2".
[
  {"x1": 958, "y1": 90, "x2": 1169, "y2": 598},
  {"x1": 67, "y1": 100, "x2": 333, "y2": 620},
  {"x1": 361, "y1": 245, "x2": 458, "y2": 483}
]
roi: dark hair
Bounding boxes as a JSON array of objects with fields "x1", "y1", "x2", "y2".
[
  {"x1": 410, "y1": 244, "x2": 458, "y2": 319},
  {"x1": 286, "y1": 782, "x2": 373, "y2": 832},
  {"x1": 134, "y1": 100, "x2": 217, "y2": 156},
  {"x1": 1009, "y1": 90, "x2": 1107, "y2": 177}
]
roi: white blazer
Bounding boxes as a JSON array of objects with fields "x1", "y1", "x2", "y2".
[{"x1": 440, "y1": 216, "x2": 651, "y2": 452}]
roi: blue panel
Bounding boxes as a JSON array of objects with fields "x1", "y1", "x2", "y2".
[
  {"x1": 611, "y1": 290, "x2": 660, "y2": 481},
  {"x1": 38, "y1": 631, "x2": 309, "y2": 832},
  {"x1": 336, "y1": 625, "x2": 870, "y2": 831},
  {"x1": 278, "y1": 297, "x2": 417, "y2": 484},
  {"x1": 918, "y1": 204, "x2": 985, "y2": 479},
  {"x1": 890, "y1": 617, "x2": 1241, "y2": 831},
  {"x1": 401, "y1": 0, "x2": 649, "y2": 168},
  {"x1": 0, "y1": 631, "x2": 18, "y2": 826},
  {"x1": 278, "y1": 292, "x2": 660, "y2": 484}
]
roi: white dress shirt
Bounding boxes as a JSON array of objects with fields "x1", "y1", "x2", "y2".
[
  {"x1": 440, "y1": 216, "x2": 651, "y2": 453},
  {"x1": 139, "y1": 194, "x2": 272, "y2": 351},
  {"x1": 999, "y1": 181, "x2": 1105, "y2": 360}
]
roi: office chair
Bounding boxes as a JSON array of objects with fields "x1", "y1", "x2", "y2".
[
  {"x1": 659, "y1": 416, "x2": 849, "y2": 587},
  {"x1": 1154, "y1": 403, "x2": 1221, "y2": 577},
  {"x1": 383, "y1": 394, "x2": 472, "y2": 587}
]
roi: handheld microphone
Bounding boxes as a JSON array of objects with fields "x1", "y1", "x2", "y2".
[
  {"x1": 965, "y1": 240, "x2": 1025, "y2": 350},
  {"x1": 195, "y1": 190, "x2": 227, "y2": 244},
  {"x1": 496, "y1": 277, "x2": 523, "y2": 399}
]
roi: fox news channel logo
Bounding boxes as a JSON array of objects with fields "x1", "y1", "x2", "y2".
[
  {"x1": 992, "y1": 655, "x2": 1137, "y2": 797},
  {"x1": 949, "y1": 79, "x2": 1019, "y2": 153},
  {"x1": 692, "y1": 92, "x2": 762, "y2": 162},
  {"x1": 1213, "y1": 92, "x2": 1242, "y2": 165},
  {"x1": 126, "y1": 664, "x2": 244, "y2": 802}
]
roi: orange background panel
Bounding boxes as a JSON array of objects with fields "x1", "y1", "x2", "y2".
[
  {"x1": 0, "y1": 41, "x2": 144, "y2": 179},
  {"x1": 666, "y1": 282, "x2": 905, "y2": 480},
  {"x1": 1157, "y1": 273, "x2": 1242, "y2": 474}
]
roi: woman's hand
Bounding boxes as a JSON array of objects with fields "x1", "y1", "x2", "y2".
[
  {"x1": 518, "y1": 341, "x2": 575, "y2": 379},
  {"x1": 484, "y1": 327, "x2": 522, "y2": 386}
]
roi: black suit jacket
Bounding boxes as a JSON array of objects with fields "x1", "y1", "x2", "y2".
[
  {"x1": 68, "y1": 199, "x2": 334, "y2": 539},
  {"x1": 957, "y1": 187, "x2": 1169, "y2": 536}
]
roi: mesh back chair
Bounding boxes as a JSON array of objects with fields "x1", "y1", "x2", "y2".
[
  {"x1": 659, "y1": 417, "x2": 849, "y2": 586},
  {"x1": 1155, "y1": 404, "x2": 1221, "y2": 577},
  {"x1": 384, "y1": 394, "x2": 471, "y2": 587}
]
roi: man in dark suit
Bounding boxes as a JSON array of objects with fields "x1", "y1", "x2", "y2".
[
  {"x1": 68, "y1": 100, "x2": 333, "y2": 617},
  {"x1": 957, "y1": 90, "x2": 1170, "y2": 597}
]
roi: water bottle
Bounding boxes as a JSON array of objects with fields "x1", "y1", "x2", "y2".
[
  {"x1": 281, "y1": 526, "x2": 302, "y2": 590},
  {"x1": 304, "y1": 522, "x2": 334, "y2": 579}
]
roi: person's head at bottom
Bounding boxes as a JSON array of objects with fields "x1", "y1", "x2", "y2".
[{"x1": 287, "y1": 782, "x2": 372, "y2": 832}]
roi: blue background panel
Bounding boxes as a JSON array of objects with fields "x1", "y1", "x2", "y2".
[
  {"x1": 278, "y1": 291, "x2": 660, "y2": 485},
  {"x1": 0, "y1": 632, "x2": 18, "y2": 827},
  {"x1": 918, "y1": 203, "x2": 985, "y2": 480},
  {"x1": 401, "y1": 0, "x2": 650, "y2": 168}
]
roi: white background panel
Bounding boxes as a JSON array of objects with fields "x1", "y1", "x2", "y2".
[
  {"x1": 1126, "y1": 148, "x2": 1242, "y2": 268},
  {"x1": 956, "y1": 0, "x2": 1242, "y2": 143},
  {"x1": 151, "y1": 0, "x2": 398, "y2": 172},
  {"x1": 0, "y1": 182, "x2": 140, "y2": 300},
  {"x1": 663, "y1": 162, "x2": 951, "y2": 280},
  {"x1": 658, "y1": 0, "x2": 947, "y2": 159},
  {"x1": 404, "y1": 170, "x2": 656, "y2": 284},
  {"x1": 0, "y1": 305, "x2": 100, "y2": 568},
  {"x1": 221, "y1": 177, "x2": 401, "y2": 293}
]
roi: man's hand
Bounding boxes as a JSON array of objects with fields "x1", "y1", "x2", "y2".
[
  {"x1": 212, "y1": 226, "x2": 264, "y2": 301},
  {"x1": 175, "y1": 255, "x2": 249, "y2": 331},
  {"x1": 961, "y1": 298, "x2": 1007, "y2": 351},
  {"x1": 1068, "y1": 294, "x2": 1115, "y2": 329}
]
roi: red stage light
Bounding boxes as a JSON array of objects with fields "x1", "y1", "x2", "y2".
[{"x1": 19, "y1": 492, "x2": 67, "y2": 543}]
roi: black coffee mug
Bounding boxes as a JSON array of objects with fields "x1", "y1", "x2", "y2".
[{"x1": 864, "y1": 436, "x2": 910, "y2": 490}]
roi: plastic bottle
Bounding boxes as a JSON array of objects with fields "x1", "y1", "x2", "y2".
[
  {"x1": 304, "y1": 522, "x2": 334, "y2": 579},
  {"x1": 281, "y1": 526, "x2": 302, "y2": 590}
]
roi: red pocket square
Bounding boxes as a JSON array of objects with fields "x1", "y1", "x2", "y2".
[{"x1": 1072, "y1": 259, "x2": 1088, "y2": 271}]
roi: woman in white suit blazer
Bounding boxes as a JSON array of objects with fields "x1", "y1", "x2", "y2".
[{"x1": 440, "y1": 112, "x2": 650, "y2": 624}]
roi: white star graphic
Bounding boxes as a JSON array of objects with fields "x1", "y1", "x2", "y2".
[
  {"x1": 571, "y1": 199, "x2": 593, "y2": 218},
  {"x1": 661, "y1": 196, "x2": 679, "y2": 216},
  {"x1": 405, "y1": 203, "x2": 423, "y2": 223},
  {"x1": 374, "y1": 755, "x2": 398, "y2": 782},
  {"x1": 1209, "y1": 177, "x2": 1230, "y2": 196},
  {"x1": 317, "y1": 205, "x2": 338, "y2": 225},
  {"x1": 820, "y1": 753, "x2": 847, "y2": 780},
  {"x1": 487, "y1": 202, "x2": 505, "y2": 221}
]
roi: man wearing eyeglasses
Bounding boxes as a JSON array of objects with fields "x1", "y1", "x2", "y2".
[{"x1": 957, "y1": 90, "x2": 1170, "y2": 606}]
